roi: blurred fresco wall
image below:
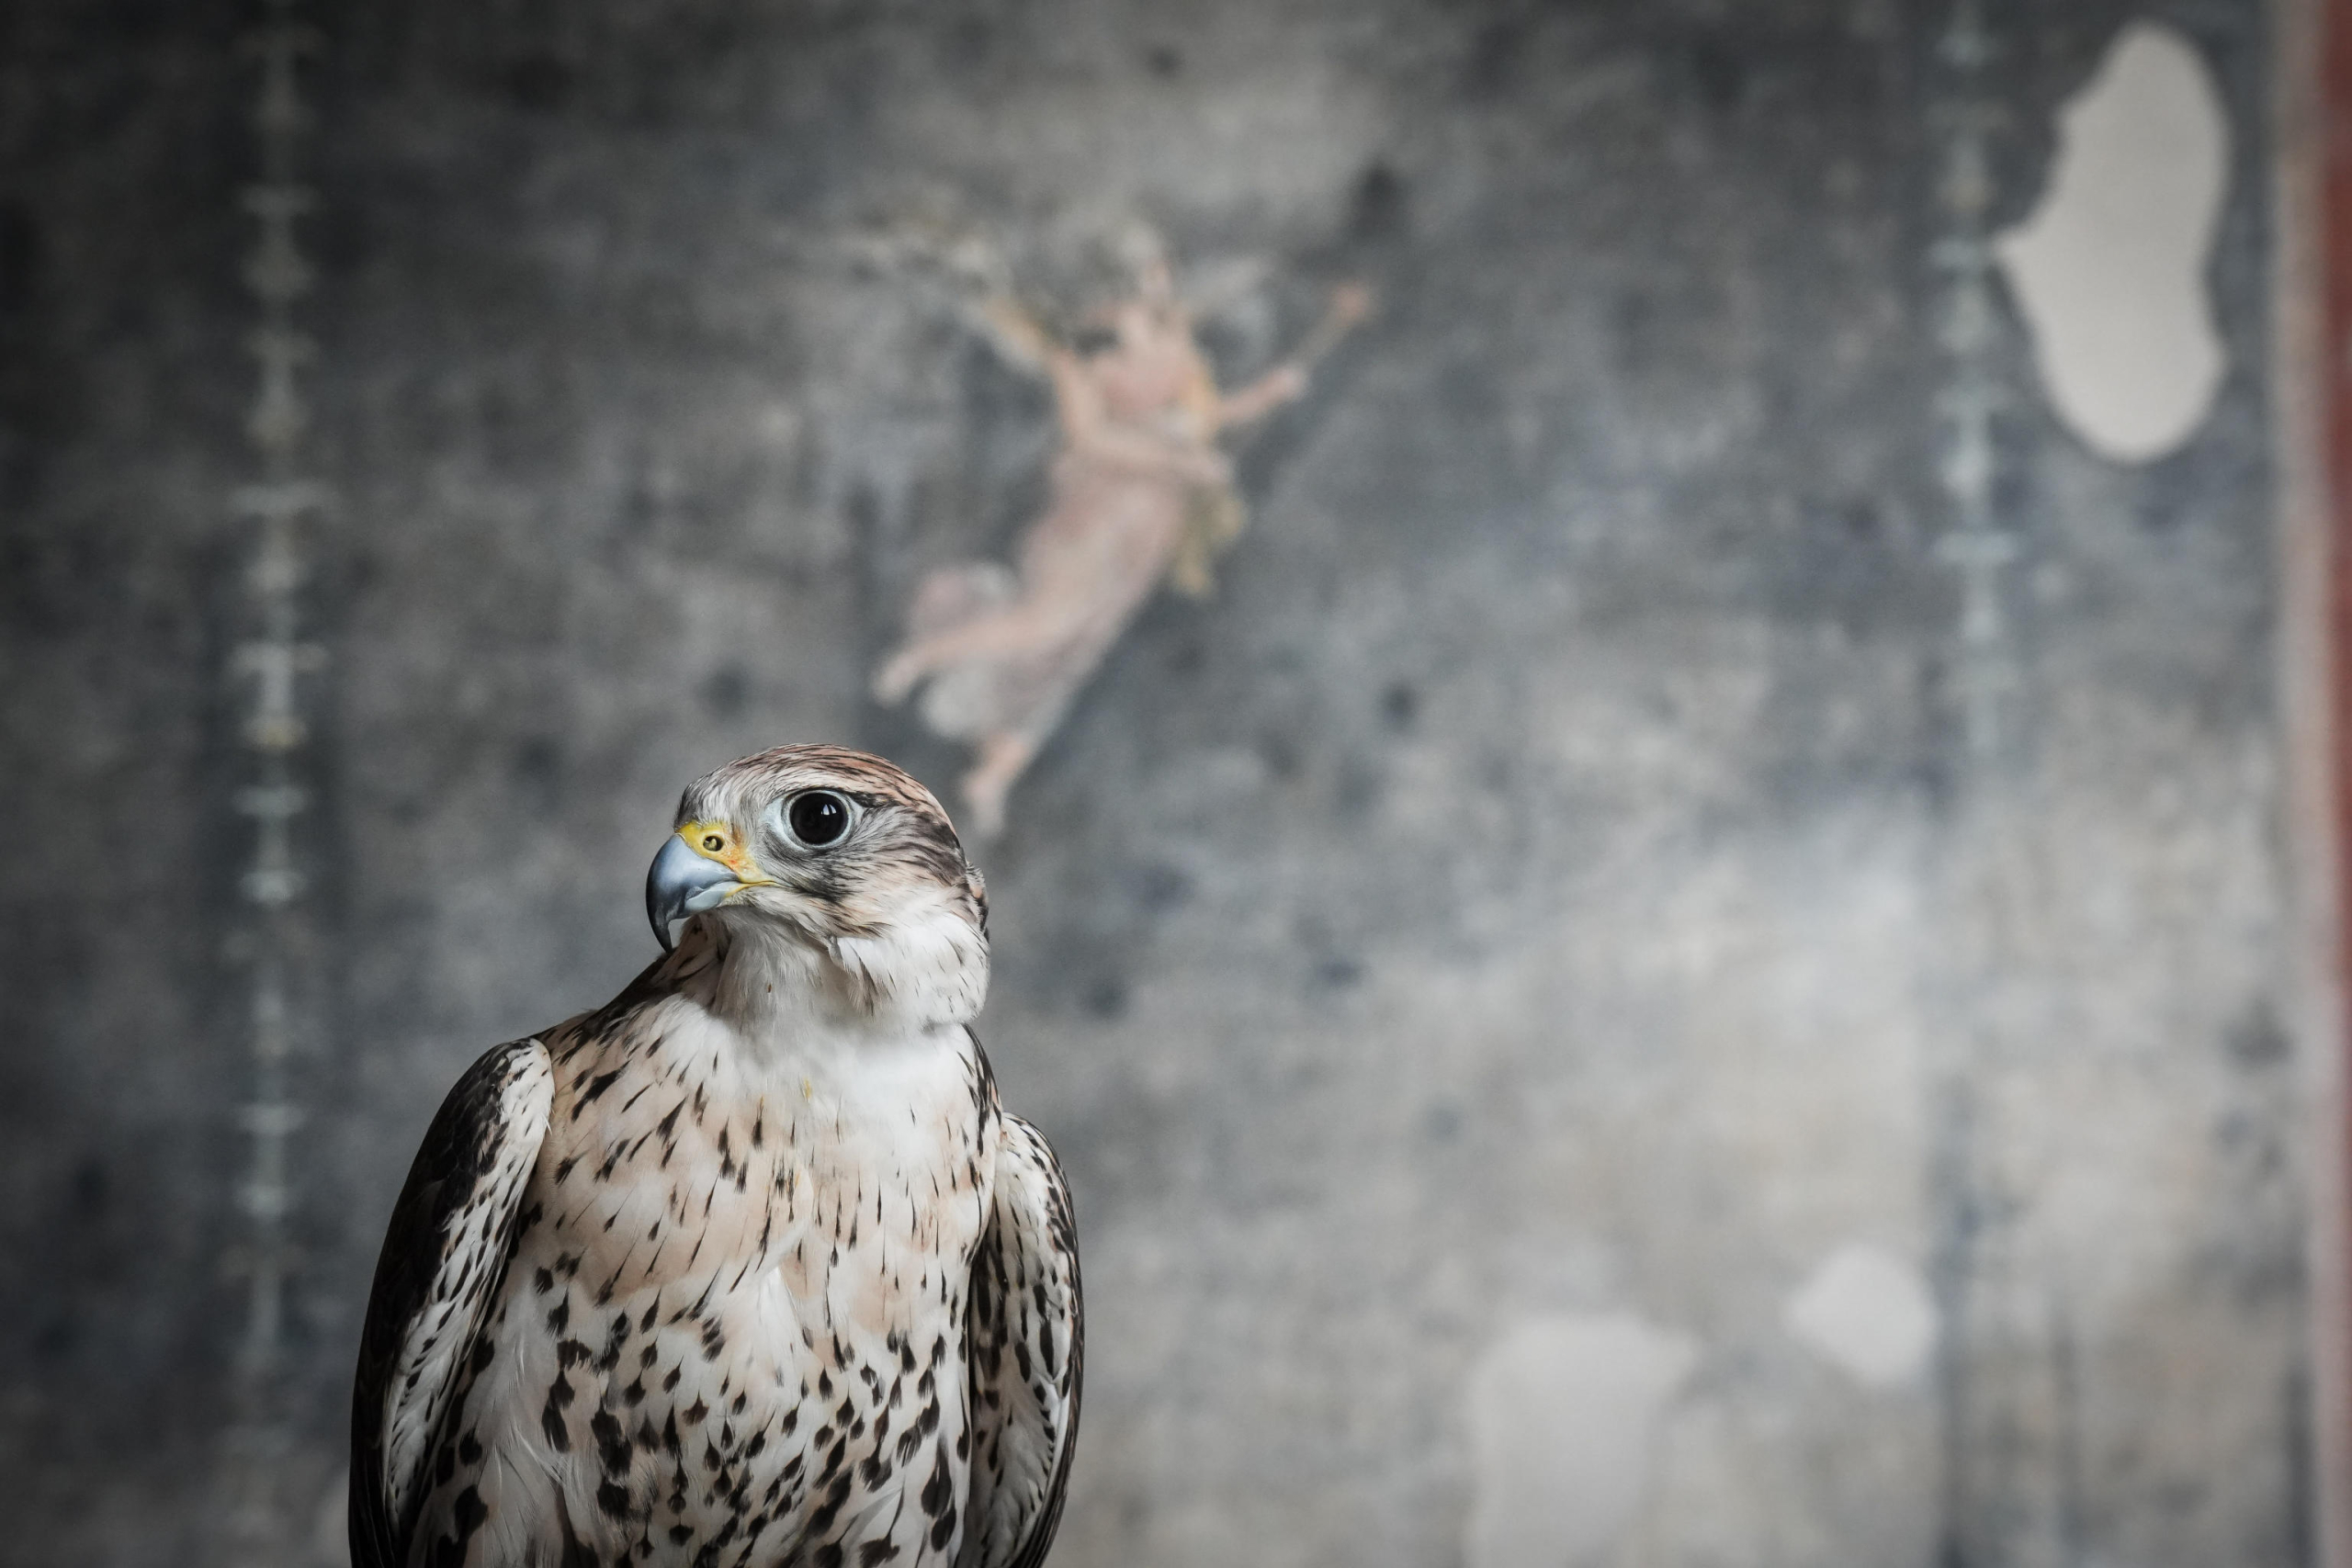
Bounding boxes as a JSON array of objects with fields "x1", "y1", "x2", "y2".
[{"x1": 0, "y1": 1, "x2": 2312, "y2": 1564}]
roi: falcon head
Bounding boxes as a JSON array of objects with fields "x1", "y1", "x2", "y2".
[{"x1": 647, "y1": 744, "x2": 989, "y2": 1023}]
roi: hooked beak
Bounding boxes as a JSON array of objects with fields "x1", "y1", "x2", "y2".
[{"x1": 647, "y1": 833, "x2": 741, "y2": 952}]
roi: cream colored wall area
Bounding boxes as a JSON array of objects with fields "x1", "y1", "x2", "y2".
[
  {"x1": 1997, "y1": 22, "x2": 2230, "y2": 461},
  {"x1": 0, "y1": 1, "x2": 2323, "y2": 1565}
]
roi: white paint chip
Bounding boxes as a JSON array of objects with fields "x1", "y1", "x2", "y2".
[
  {"x1": 1464, "y1": 1313, "x2": 1698, "y2": 1568},
  {"x1": 1782, "y1": 1243, "x2": 1938, "y2": 1389},
  {"x1": 1994, "y1": 22, "x2": 2228, "y2": 462}
]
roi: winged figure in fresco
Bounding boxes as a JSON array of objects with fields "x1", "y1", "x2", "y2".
[{"x1": 870, "y1": 227, "x2": 1372, "y2": 840}]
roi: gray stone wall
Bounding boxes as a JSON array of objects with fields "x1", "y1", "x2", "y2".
[{"x1": 0, "y1": 0, "x2": 2309, "y2": 1563}]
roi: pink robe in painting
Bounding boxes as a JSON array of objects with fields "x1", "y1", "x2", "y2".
[{"x1": 875, "y1": 265, "x2": 1368, "y2": 839}]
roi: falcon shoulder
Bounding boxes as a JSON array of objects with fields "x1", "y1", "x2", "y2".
[
  {"x1": 349, "y1": 1036, "x2": 553, "y2": 1568},
  {"x1": 958, "y1": 1111, "x2": 1083, "y2": 1568}
]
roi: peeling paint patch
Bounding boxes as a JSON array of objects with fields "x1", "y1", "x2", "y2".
[
  {"x1": 1783, "y1": 1243, "x2": 1939, "y2": 1389},
  {"x1": 1464, "y1": 1313, "x2": 1698, "y2": 1568},
  {"x1": 1995, "y1": 22, "x2": 2228, "y2": 462}
]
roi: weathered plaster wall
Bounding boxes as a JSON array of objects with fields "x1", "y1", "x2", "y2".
[{"x1": 0, "y1": 1, "x2": 2306, "y2": 1564}]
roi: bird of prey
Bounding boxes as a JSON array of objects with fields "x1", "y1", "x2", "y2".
[{"x1": 350, "y1": 745, "x2": 1080, "y2": 1568}]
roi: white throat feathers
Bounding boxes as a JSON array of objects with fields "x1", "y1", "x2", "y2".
[{"x1": 666, "y1": 892, "x2": 988, "y2": 1043}]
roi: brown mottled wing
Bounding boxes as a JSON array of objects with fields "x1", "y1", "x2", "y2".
[
  {"x1": 349, "y1": 1039, "x2": 553, "y2": 1568},
  {"x1": 958, "y1": 1113, "x2": 1083, "y2": 1568}
]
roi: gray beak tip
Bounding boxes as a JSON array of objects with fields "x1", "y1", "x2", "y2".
[{"x1": 646, "y1": 832, "x2": 741, "y2": 954}]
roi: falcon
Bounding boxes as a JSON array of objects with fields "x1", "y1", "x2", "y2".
[{"x1": 349, "y1": 745, "x2": 1080, "y2": 1568}]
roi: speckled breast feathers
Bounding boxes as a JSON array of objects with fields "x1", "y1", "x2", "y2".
[{"x1": 351, "y1": 747, "x2": 1080, "y2": 1568}]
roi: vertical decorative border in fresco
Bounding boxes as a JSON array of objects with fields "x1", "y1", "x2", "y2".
[
  {"x1": 1922, "y1": 8, "x2": 2000, "y2": 1560},
  {"x1": 220, "y1": 0, "x2": 331, "y2": 1558},
  {"x1": 1918, "y1": 2, "x2": 2063, "y2": 1562},
  {"x1": 2285, "y1": 0, "x2": 2352, "y2": 1558},
  {"x1": 1929, "y1": 0, "x2": 2022, "y2": 772}
]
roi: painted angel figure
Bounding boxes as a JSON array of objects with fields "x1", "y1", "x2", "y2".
[{"x1": 873, "y1": 238, "x2": 1372, "y2": 840}]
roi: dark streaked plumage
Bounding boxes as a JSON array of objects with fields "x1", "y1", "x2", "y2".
[{"x1": 351, "y1": 746, "x2": 1080, "y2": 1568}]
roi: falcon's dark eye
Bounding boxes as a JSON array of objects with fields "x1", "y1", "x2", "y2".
[
  {"x1": 701, "y1": 834, "x2": 725, "y2": 853},
  {"x1": 786, "y1": 790, "x2": 852, "y2": 849}
]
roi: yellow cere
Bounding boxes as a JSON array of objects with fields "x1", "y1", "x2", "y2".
[{"x1": 678, "y1": 819, "x2": 775, "y2": 886}]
